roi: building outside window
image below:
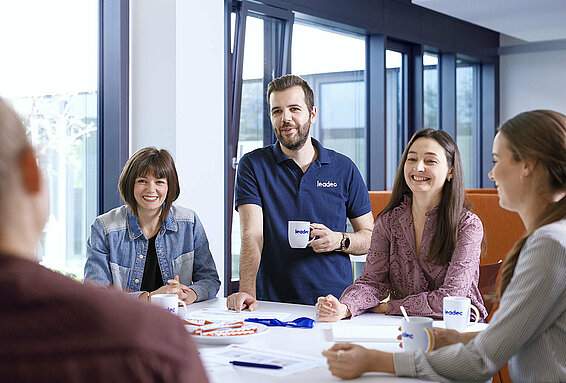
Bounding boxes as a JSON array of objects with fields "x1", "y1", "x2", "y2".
[
  {"x1": 456, "y1": 59, "x2": 480, "y2": 188},
  {"x1": 230, "y1": 12, "x2": 288, "y2": 281},
  {"x1": 423, "y1": 52, "x2": 439, "y2": 130},
  {"x1": 291, "y1": 22, "x2": 367, "y2": 182},
  {"x1": 385, "y1": 49, "x2": 405, "y2": 189},
  {"x1": 0, "y1": 0, "x2": 98, "y2": 278}
]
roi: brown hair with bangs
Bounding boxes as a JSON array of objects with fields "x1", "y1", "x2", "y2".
[
  {"x1": 379, "y1": 128, "x2": 471, "y2": 265},
  {"x1": 118, "y1": 147, "x2": 180, "y2": 223}
]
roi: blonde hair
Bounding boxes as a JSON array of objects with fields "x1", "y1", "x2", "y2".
[{"x1": 497, "y1": 110, "x2": 566, "y2": 298}]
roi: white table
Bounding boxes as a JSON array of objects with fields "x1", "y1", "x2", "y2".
[{"x1": 187, "y1": 298, "x2": 488, "y2": 382}]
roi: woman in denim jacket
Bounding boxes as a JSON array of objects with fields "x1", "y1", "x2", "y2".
[{"x1": 84, "y1": 147, "x2": 220, "y2": 303}]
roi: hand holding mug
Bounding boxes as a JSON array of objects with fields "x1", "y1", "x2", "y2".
[{"x1": 309, "y1": 223, "x2": 343, "y2": 253}]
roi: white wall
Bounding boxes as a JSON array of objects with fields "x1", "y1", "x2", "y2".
[
  {"x1": 130, "y1": 1, "x2": 225, "y2": 295},
  {"x1": 130, "y1": 0, "x2": 177, "y2": 155},
  {"x1": 500, "y1": 36, "x2": 566, "y2": 120}
]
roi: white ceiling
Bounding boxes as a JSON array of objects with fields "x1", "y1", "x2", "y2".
[{"x1": 413, "y1": 0, "x2": 566, "y2": 42}]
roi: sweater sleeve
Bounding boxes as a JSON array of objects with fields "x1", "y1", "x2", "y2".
[{"x1": 339, "y1": 214, "x2": 391, "y2": 316}]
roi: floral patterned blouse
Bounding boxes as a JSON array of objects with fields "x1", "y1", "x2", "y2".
[{"x1": 340, "y1": 195, "x2": 487, "y2": 320}]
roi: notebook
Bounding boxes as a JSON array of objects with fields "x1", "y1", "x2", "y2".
[{"x1": 331, "y1": 324, "x2": 401, "y2": 342}]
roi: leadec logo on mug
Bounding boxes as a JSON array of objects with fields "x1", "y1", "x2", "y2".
[
  {"x1": 401, "y1": 317, "x2": 435, "y2": 353},
  {"x1": 288, "y1": 221, "x2": 315, "y2": 248},
  {"x1": 151, "y1": 293, "x2": 188, "y2": 319},
  {"x1": 443, "y1": 296, "x2": 480, "y2": 331}
]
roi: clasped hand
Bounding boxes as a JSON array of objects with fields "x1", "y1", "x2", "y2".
[
  {"x1": 316, "y1": 294, "x2": 350, "y2": 321},
  {"x1": 151, "y1": 275, "x2": 197, "y2": 304}
]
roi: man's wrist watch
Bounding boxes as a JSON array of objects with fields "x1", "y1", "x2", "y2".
[{"x1": 339, "y1": 232, "x2": 350, "y2": 251}]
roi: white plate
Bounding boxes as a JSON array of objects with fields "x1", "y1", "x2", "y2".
[{"x1": 187, "y1": 323, "x2": 269, "y2": 345}]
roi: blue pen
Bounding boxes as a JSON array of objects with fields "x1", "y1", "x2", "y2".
[{"x1": 229, "y1": 360, "x2": 283, "y2": 369}]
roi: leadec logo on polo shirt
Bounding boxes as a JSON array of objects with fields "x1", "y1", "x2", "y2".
[{"x1": 317, "y1": 180, "x2": 338, "y2": 188}]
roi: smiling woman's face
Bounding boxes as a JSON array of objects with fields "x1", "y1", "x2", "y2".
[
  {"x1": 489, "y1": 132, "x2": 525, "y2": 212},
  {"x1": 404, "y1": 137, "x2": 452, "y2": 199},
  {"x1": 133, "y1": 173, "x2": 168, "y2": 215}
]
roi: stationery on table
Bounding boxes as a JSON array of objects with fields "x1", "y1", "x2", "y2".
[
  {"x1": 200, "y1": 358, "x2": 246, "y2": 383},
  {"x1": 199, "y1": 344, "x2": 325, "y2": 377},
  {"x1": 331, "y1": 323, "x2": 401, "y2": 342},
  {"x1": 229, "y1": 361, "x2": 283, "y2": 369},
  {"x1": 188, "y1": 308, "x2": 291, "y2": 321},
  {"x1": 244, "y1": 317, "x2": 314, "y2": 328}
]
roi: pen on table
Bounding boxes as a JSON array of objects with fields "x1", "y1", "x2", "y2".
[{"x1": 229, "y1": 361, "x2": 283, "y2": 369}]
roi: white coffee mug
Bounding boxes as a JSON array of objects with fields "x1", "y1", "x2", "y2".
[
  {"x1": 150, "y1": 293, "x2": 188, "y2": 319},
  {"x1": 401, "y1": 317, "x2": 435, "y2": 353},
  {"x1": 288, "y1": 221, "x2": 315, "y2": 248},
  {"x1": 443, "y1": 296, "x2": 480, "y2": 331}
]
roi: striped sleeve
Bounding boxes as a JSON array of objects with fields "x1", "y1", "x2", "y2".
[{"x1": 393, "y1": 220, "x2": 566, "y2": 382}]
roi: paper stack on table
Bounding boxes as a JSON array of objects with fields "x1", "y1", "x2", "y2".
[
  {"x1": 332, "y1": 323, "x2": 401, "y2": 342},
  {"x1": 200, "y1": 344, "x2": 325, "y2": 377}
]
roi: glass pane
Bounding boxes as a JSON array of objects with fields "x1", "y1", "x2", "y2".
[
  {"x1": 423, "y1": 52, "x2": 439, "y2": 130},
  {"x1": 0, "y1": 0, "x2": 98, "y2": 278},
  {"x1": 231, "y1": 15, "x2": 286, "y2": 282},
  {"x1": 230, "y1": 12, "x2": 236, "y2": 53},
  {"x1": 456, "y1": 60, "x2": 479, "y2": 188},
  {"x1": 292, "y1": 22, "x2": 367, "y2": 183},
  {"x1": 385, "y1": 50, "x2": 405, "y2": 189}
]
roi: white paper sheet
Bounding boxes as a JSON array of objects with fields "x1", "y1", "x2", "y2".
[
  {"x1": 188, "y1": 308, "x2": 291, "y2": 321},
  {"x1": 199, "y1": 344, "x2": 325, "y2": 377},
  {"x1": 332, "y1": 324, "x2": 401, "y2": 342},
  {"x1": 200, "y1": 356, "x2": 246, "y2": 383}
]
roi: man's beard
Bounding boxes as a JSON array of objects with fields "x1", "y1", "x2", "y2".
[{"x1": 275, "y1": 120, "x2": 310, "y2": 151}]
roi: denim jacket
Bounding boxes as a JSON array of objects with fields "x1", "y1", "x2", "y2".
[{"x1": 84, "y1": 205, "x2": 220, "y2": 301}]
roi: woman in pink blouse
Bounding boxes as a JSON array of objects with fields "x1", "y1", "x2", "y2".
[{"x1": 316, "y1": 128, "x2": 487, "y2": 321}]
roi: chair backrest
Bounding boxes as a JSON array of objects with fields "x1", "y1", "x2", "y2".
[
  {"x1": 465, "y1": 192, "x2": 525, "y2": 265},
  {"x1": 479, "y1": 261, "x2": 502, "y2": 315},
  {"x1": 368, "y1": 190, "x2": 393, "y2": 221}
]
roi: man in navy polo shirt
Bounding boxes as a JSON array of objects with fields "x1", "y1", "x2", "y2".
[{"x1": 226, "y1": 74, "x2": 374, "y2": 310}]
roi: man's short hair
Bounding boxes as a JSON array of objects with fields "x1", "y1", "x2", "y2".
[
  {"x1": 118, "y1": 147, "x2": 180, "y2": 223},
  {"x1": 267, "y1": 74, "x2": 314, "y2": 115}
]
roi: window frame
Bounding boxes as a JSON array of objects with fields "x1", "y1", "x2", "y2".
[
  {"x1": 224, "y1": 0, "x2": 500, "y2": 293},
  {"x1": 225, "y1": 0, "x2": 293, "y2": 295},
  {"x1": 99, "y1": 0, "x2": 130, "y2": 214}
]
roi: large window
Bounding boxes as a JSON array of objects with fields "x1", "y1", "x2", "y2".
[
  {"x1": 456, "y1": 59, "x2": 480, "y2": 188},
  {"x1": 423, "y1": 52, "x2": 439, "y2": 130},
  {"x1": 0, "y1": 0, "x2": 98, "y2": 277},
  {"x1": 385, "y1": 49, "x2": 406, "y2": 189},
  {"x1": 291, "y1": 22, "x2": 366, "y2": 181},
  {"x1": 228, "y1": 6, "x2": 292, "y2": 286}
]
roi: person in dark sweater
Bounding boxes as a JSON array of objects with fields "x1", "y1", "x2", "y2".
[{"x1": 0, "y1": 98, "x2": 209, "y2": 383}]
